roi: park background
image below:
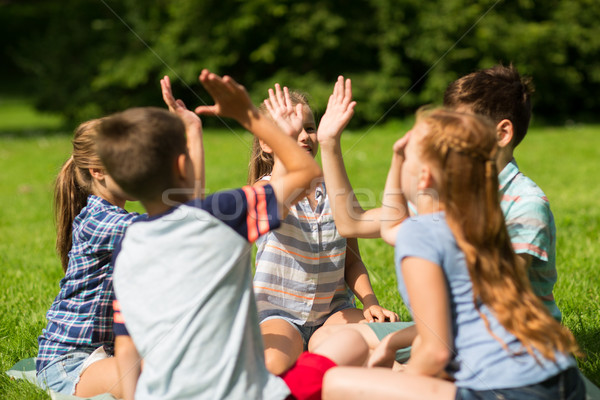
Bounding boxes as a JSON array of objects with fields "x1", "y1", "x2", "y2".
[{"x1": 1, "y1": 0, "x2": 599, "y2": 398}]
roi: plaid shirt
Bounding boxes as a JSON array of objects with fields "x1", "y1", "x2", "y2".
[{"x1": 37, "y1": 195, "x2": 139, "y2": 372}]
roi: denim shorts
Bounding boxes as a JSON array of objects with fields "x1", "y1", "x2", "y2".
[
  {"x1": 455, "y1": 367, "x2": 586, "y2": 400},
  {"x1": 262, "y1": 316, "x2": 322, "y2": 349},
  {"x1": 36, "y1": 347, "x2": 96, "y2": 395}
]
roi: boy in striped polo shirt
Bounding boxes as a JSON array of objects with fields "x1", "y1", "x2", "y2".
[{"x1": 444, "y1": 64, "x2": 561, "y2": 321}]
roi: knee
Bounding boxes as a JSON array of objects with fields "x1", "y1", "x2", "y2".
[{"x1": 264, "y1": 350, "x2": 293, "y2": 376}]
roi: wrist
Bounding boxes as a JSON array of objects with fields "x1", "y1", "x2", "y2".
[
  {"x1": 317, "y1": 135, "x2": 341, "y2": 149},
  {"x1": 361, "y1": 293, "x2": 379, "y2": 308}
]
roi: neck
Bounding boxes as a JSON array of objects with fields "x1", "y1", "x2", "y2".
[
  {"x1": 415, "y1": 193, "x2": 444, "y2": 215},
  {"x1": 496, "y1": 145, "x2": 514, "y2": 172},
  {"x1": 92, "y1": 190, "x2": 126, "y2": 209},
  {"x1": 142, "y1": 193, "x2": 191, "y2": 217}
]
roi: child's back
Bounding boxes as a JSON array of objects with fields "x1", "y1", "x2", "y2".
[
  {"x1": 36, "y1": 120, "x2": 139, "y2": 398},
  {"x1": 113, "y1": 187, "x2": 289, "y2": 399}
]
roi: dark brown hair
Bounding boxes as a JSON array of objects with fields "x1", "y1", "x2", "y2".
[
  {"x1": 247, "y1": 90, "x2": 311, "y2": 184},
  {"x1": 443, "y1": 64, "x2": 533, "y2": 148},
  {"x1": 54, "y1": 119, "x2": 105, "y2": 272},
  {"x1": 417, "y1": 108, "x2": 580, "y2": 361},
  {"x1": 96, "y1": 107, "x2": 186, "y2": 202}
]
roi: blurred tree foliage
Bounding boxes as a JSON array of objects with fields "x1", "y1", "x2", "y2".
[{"x1": 2, "y1": 0, "x2": 599, "y2": 124}]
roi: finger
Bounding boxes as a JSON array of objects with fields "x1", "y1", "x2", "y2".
[
  {"x1": 264, "y1": 99, "x2": 276, "y2": 117},
  {"x1": 176, "y1": 99, "x2": 187, "y2": 110},
  {"x1": 275, "y1": 83, "x2": 285, "y2": 108},
  {"x1": 372, "y1": 308, "x2": 386, "y2": 322},
  {"x1": 283, "y1": 86, "x2": 293, "y2": 112},
  {"x1": 294, "y1": 103, "x2": 303, "y2": 119},
  {"x1": 335, "y1": 75, "x2": 344, "y2": 102},
  {"x1": 343, "y1": 78, "x2": 353, "y2": 107},
  {"x1": 194, "y1": 105, "x2": 219, "y2": 116},
  {"x1": 363, "y1": 309, "x2": 374, "y2": 323},
  {"x1": 268, "y1": 88, "x2": 280, "y2": 112}
]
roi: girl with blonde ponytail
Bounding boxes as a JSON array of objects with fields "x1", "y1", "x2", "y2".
[
  {"x1": 37, "y1": 118, "x2": 141, "y2": 398},
  {"x1": 323, "y1": 108, "x2": 584, "y2": 400}
]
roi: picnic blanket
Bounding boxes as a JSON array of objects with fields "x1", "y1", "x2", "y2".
[
  {"x1": 6, "y1": 357, "x2": 600, "y2": 399},
  {"x1": 5, "y1": 358, "x2": 117, "y2": 400}
]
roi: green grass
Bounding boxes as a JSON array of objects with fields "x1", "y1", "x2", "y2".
[{"x1": 1, "y1": 107, "x2": 599, "y2": 397}]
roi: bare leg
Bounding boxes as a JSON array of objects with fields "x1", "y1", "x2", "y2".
[
  {"x1": 311, "y1": 328, "x2": 369, "y2": 367},
  {"x1": 323, "y1": 308, "x2": 366, "y2": 325},
  {"x1": 75, "y1": 357, "x2": 122, "y2": 398},
  {"x1": 308, "y1": 323, "x2": 380, "y2": 352},
  {"x1": 323, "y1": 366, "x2": 456, "y2": 400},
  {"x1": 261, "y1": 318, "x2": 304, "y2": 375}
]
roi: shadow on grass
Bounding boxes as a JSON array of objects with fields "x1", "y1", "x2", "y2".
[{"x1": 574, "y1": 327, "x2": 600, "y2": 386}]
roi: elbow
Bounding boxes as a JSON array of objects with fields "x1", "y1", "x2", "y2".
[
  {"x1": 422, "y1": 342, "x2": 452, "y2": 373},
  {"x1": 380, "y1": 227, "x2": 396, "y2": 246},
  {"x1": 308, "y1": 164, "x2": 323, "y2": 183},
  {"x1": 336, "y1": 224, "x2": 356, "y2": 238}
]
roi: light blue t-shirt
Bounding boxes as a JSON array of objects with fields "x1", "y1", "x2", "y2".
[
  {"x1": 395, "y1": 213, "x2": 574, "y2": 390},
  {"x1": 114, "y1": 186, "x2": 291, "y2": 400}
]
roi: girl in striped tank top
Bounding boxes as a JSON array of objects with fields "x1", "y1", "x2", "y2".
[{"x1": 250, "y1": 81, "x2": 398, "y2": 375}]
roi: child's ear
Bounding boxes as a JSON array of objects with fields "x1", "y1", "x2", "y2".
[
  {"x1": 496, "y1": 119, "x2": 514, "y2": 148},
  {"x1": 417, "y1": 166, "x2": 433, "y2": 190},
  {"x1": 89, "y1": 168, "x2": 106, "y2": 182},
  {"x1": 176, "y1": 154, "x2": 189, "y2": 181},
  {"x1": 259, "y1": 139, "x2": 273, "y2": 154}
]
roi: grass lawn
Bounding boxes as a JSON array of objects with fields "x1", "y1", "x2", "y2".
[{"x1": 0, "y1": 102, "x2": 599, "y2": 398}]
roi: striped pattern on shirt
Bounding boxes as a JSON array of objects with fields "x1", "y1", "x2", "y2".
[
  {"x1": 499, "y1": 159, "x2": 560, "y2": 321},
  {"x1": 37, "y1": 195, "x2": 139, "y2": 372},
  {"x1": 254, "y1": 183, "x2": 354, "y2": 327}
]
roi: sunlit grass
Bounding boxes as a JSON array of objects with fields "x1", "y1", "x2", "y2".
[{"x1": 1, "y1": 109, "x2": 599, "y2": 397}]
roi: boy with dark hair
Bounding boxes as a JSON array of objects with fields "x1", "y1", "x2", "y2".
[
  {"x1": 443, "y1": 64, "x2": 561, "y2": 321},
  {"x1": 97, "y1": 70, "x2": 367, "y2": 400}
]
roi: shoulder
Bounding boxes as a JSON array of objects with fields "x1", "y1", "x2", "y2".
[
  {"x1": 188, "y1": 185, "x2": 280, "y2": 243},
  {"x1": 396, "y1": 214, "x2": 451, "y2": 266},
  {"x1": 503, "y1": 174, "x2": 552, "y2": 222}
]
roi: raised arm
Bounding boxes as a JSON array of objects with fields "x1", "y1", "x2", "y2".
[
  {"x1": 317, "y1": 76, "x2": 382, "y2": 238},
  {"x1": 161, "y1": 75, "x2": 205, "y2": 199},
  {"x1": 380, "y1": 133, "x2": 411, "y2": 246},
  {"x1": 195, "y1": 69, "x2": 321, "y2": 211}
]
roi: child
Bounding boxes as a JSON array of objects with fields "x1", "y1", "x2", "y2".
[
  {"x1": 36, "y1": 119, "x2": 140, "y2": 398},
  {"x1": 35, "y1": 80, "x2": 204, "y2": 398},
  {"x1": 443, "y1": 64, "x2": 561, "y2": 321},
  {"x1": 102, "y1": 70, "x2": 368, "y2": 400},
  {"x1": 252, "y1": 83, "x2": 398, "y2": 375},
  {"x1": 322, "y1": 108, "x2": 584, "y2": 399}
]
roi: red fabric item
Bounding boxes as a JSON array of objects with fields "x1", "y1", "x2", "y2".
[{"x1": 280, "y1": 352, "x2": 337, "y2": 400}]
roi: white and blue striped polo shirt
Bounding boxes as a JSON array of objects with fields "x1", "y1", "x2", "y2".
[
  {"x1": 254, "y1": 182, "x2": 354, "y2": 327},
  {"x1": 499, "y1": 159, "x2": 560, "y2": 321}
]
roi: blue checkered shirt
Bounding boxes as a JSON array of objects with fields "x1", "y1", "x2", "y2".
[{"x1": 37, "y1": 195, "x2": 139, "y2": 372}]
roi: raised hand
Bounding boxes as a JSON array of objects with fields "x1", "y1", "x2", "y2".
[
  {"x1": 317, "y1": 75, "x2": 356, "y2": 145},
  {"x1": 393, "y1": 131, "x2": 411, "y2": 158},
  {"x1": 194, "y1": 69, "x2": 256, "y2": 126},
  {"x1": 161, "y1": 75, "x2": 204, "y2": 198},
  {"x1": 160, "y1": 75, "x2": 202, "y2": 133},
  {"x1": 263, "y1": 84, "x2": 304, "y2": 139}
]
